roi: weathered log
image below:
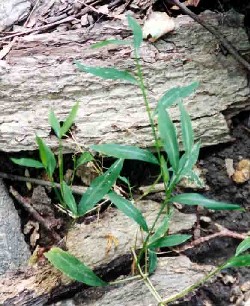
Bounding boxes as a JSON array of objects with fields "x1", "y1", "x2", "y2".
[
  {"x1": 0, "y1": 11, "x2": 249, "y2": 152},
  {"x1": 0, "y1": 201, "x2": 197, "y2": 305}
]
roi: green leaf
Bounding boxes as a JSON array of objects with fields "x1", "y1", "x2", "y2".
[
  {"x1": 178, "y1": 142, "x2": 200, "y2": 178},
  {"x1": 11, "y1": 158, "x2": 44, "y2": 169},
  {"x1": 76, "y1": 152, "x2": 94, "y2": 169},
  {"x1": 148, "y1": 250, "x2": 158, "y2": 274},
  {"x1": 224, "y1": 255, "x2": 250, "y2": 268},
  {"x1": 91, "y1": 144, "x2": 158, "y2": 164},
  {"x1": 179, "y1": 82, "x2": 199, "y2": 98},
  {"x1": 179, "y1": 102, "x2": 194, "y2": 154},
  {"x1": 149, "y1": 234, "x2": 191, "y2": 249},
  {"x1": 158, "y1": 106, "x2": 179, "y2": 172},
  {"x1": 49, "y1": 109, "x2": 61, "y2": 138},
  {"x1": 61, "y1": 181, "x2": 78, "y2": 216},
  {"x1": 91, "y1": 39, "x2": 131, "y2": 49},
  {"x1": 78, "y1": 159, "x2": 123, "y2": 216},
  {"x1": 235, "y1": 237, "x2": 250, "y2": 257},
  {"x1": 149, "y1": 208, "x2": 173, "y2": 244},
  {"x1": 154, "y1": 83, "x2": 199, "y2": 115},
  {"x1": 108, "y1": 191, "x2": 149, "y2": 232},
  {"x1": 155, "y1": 87, "x2": 181, "y2": 115},
  {"x1": 170, "y1": 193, "x2": 242, "y2": 210},
  {"x1": 75, "y1": 62, "x2": 137, "y2": 84},
  {"x1": 160, "y1": 155, "x2": 169, "y2": 185},
  {"x1": 127, "y1": 15, "x2": 143, "y2": 51},
  {"x1": 45, "y1": 247, "x2": 107, "y2": 286},
  {"x1": 60, "y1": 103, "x2": 79, "y2": 137},
  {"x1": 36, "y1": 136, "x2": 56, "y2": 178}
]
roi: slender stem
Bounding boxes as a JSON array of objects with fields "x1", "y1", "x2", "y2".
[
  {"x1": 109, "y1": 274, "x2": 144, "y2": 285},
  {"x1": 134, "y1": 50, "x2": 161, "y2": 162},
  {"x1": 58, "y1": 138, "x2": 64, "y2": 190}
]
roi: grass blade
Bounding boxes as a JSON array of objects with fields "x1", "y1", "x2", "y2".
[
  {"x1": 60, "y1": 103, "x2": 79, "y2": 137},
  {"x1": 49, "y1": 110, "x2": 61, "y2": 138},
  {"x1": 75, "y1": 62, "x2": 137, "y2": 84},
  {"x1": 91, "y1": 144, "x2": 158, "y2": 164},
  {"x1": 179, "y1": 102, "x2": 194, "y2": 154},
  {"x1": 62, "y1": 181, "x2": 78, "y2": 216},
  {"x1": 36, "y1": 136, "x2": 56, "y2": 178},
  {"x1": 11, "y1": 158, "x2": 44, "y2": 169},
  {"x1": 127, "y1": 15, "x2": 143, "y2": 51},
  {"x1": 91, "y1": 39, "x2": 131, "y2": 49},
  {"x1": 148, "y1": 250, "x2": 158, "y2": 274},
  {"x1": 108, "y1": 191, "x2": 149, "y2": 232},
  {"x1": 158, "y1": 106, "x2": 179, "y2": 172},
  {"x1": 76, "y1": 152, "x2": 94, "y2": 169},
  {"x1": 235, "y1": 237, "x2": 250, "y2": 257},
  {"x1": 78, "y1": 159, "x2": 123, "y2": 216},
  {"x1": 149, "y1": 234, "x2": 191, "y2": 249},
  {"x1": 224, "y1": 255, "x2": 250, "y2": 268},
  {"x1": 171, "y1": 193, "x2": 242, "y2": 210},
  {"x1": 45, "y1": 247, "x2": 107, "y2": 286}
]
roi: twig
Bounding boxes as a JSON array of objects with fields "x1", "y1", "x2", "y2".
[
  {"x1": 10, "y1": 186, "x2": 62, "y2": 243},
  {"x1": 0, "y1": 171, "x2": 86, "y2": 195},
  {"x1": 168, "y1": 0, "x2": 250, "y2": 71},
  {"x1": 174, "y1": 225, "x2": 247, "y2": 253}
]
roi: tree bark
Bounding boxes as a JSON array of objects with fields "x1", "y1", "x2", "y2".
[{"x1": 0, "y1": 11, "x2": 249, "y2": 152}]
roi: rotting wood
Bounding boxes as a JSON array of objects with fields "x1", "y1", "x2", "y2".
[
  {"x1": 0, "y1": 11, "x2": 249, "y2": 152},
  {"x1": 0, "y1": 201, "x2": 196, "y2": 305}
]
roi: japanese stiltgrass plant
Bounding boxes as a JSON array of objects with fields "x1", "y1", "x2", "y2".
[{"x1": 11, "y1": 15, "x2": 250, "y2": 305}]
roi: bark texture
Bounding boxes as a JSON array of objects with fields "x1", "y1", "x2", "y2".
[{"x1": 0, "y1": 11, "x2": 249, "y2": 152}]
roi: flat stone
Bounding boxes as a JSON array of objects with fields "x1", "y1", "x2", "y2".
[{"x1": 0, "y1": 179, "x2": 30, "y2": 274}]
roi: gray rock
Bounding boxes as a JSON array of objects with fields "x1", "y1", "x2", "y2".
[
  {"x1": 0, "y1": 0, "x2": 31, "y2": 31},
  {"x1": 0, "y1": 179, "x2": 30, "y2": 274}
]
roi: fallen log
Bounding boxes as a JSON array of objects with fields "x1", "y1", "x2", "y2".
[
  {"x1": 0, "y1": 11, "x2": 249, "y2": 152},
  {"x1": 0, "y1": 201, "x2": 197, "y2": 305}
]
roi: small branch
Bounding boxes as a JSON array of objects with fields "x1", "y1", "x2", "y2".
[
  {"x1": 0, "y1": 171, "x2": 86, "y2": 195},
  {"x1": 174, "y1": 226, "x2": 247, "y2": 253},
  {"x1": 168, "y1": 0, "x2": 250, "y2": 71},
  {"x1": 10, "y1": 186, "x2": 62, "y2": 243}
]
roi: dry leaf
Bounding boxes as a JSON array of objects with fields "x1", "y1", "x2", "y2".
[
  {"x1": 232, "y1": 159, "x2": 250, "y2": 184},
  {"x1": 24, "y1": 220, "x2": 40, "y2": 247},
  {"x1": 143, "y1": 11, "x2": 175, "y2": 42}
]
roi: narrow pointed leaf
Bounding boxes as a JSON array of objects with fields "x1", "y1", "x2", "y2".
[
  {"x1": 75, "y1": 62, "x2": 137, "y2": 84},
  {"x1": 154, "y1": 87, "x2": 181, "y2": 114},
  {"x1": 224, "y1": 255, "x2": 250, "y2": 268},
  {"x1": 62, "y1": 181, "x2": 78, "y2": 216},
  {"x1": 127, "y1": 15, "x2": 143, "y2": 50},
  {"x1": 91, "y1": 144, "x2": 158, "y2": 164},
  {"x1": 149, "y1": 234, "x2": 191, "y2": 249},
  {"x1": 160, "y1": 155, "x2": 169, "y2": 185},
  {"x1": 60, "y1": 103, "x2": 79, "y2": 137},
  {"x1": 78, "y1": 159, "x2": 123, "y2": 216},
  {"x1": 235, "y1": 237, "x2": 250, "y2": 257},
  {"x1": 108, "y1": 191, "x2": 149, "y2": 232},
  {"x1": 179, "y1": 142, "x2": 200, "y2": 177},
  {"x1": 49, "y1": 110, "x2": 61, "y2": 138},
  {"x1": 179, "y1": 82, "x2": 199, "y2": 98},
  {"x1": 149, "y1": 208, "x2": 173, "y2": 244},
  {"x1": 11, "y1": 158, "x2": 44, "y2": 169},
  {"x1": 76, "y1": 152, "x2": 94, "y2": 169},
  {"x1": 148, "y1": 250, "x2": 158, "y2": 274},
  {"x1": 158, "y1": 106, "x2": 179, "y2": 172},
  {"x1": 91, "y1": 39, "x2": 131, "y2": 49},
  {"x1": 36, "y1": 136, "x2": 56, "y2": 178},
  {"x1": 171, "y1": 193, "x2": 242, "y2": 210},
  {"x1": 179, "y1": 102, "x2": 194, "y2": 154},
  {"x1": 45, "y1": 247, "x2": 107, "y2": 286}
]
